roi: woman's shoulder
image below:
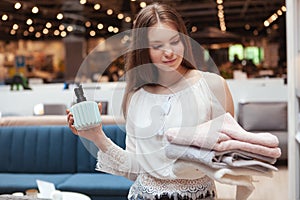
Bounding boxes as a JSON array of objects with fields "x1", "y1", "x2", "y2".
[{"x1": 200, "y1": 71, "x2": 225, "y2": 89}]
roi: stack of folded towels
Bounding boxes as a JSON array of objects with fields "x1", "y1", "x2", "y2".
[{"x1": 164, "y1": 113, "x2": 281, "y2": 200}]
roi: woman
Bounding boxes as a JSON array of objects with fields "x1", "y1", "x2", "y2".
[{"x1": 67, "y1": 3, "x2": 234, "y2": 200}]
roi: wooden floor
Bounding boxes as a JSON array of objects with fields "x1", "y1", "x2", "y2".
[{"x1": 215, "y1": 166, "x2": 288, "y2": 200}]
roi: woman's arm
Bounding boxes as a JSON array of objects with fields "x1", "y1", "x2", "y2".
[
  {"x1": 202, "y1": 72, "x2": 234, "y2": 117},
  {"x1": 66, "y1": 103, "x2": 142, "y2": 181}
]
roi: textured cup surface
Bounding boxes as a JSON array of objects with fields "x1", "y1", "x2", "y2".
[{"x1": 71, "y1": 101, "x2": 102, "y2": 130}]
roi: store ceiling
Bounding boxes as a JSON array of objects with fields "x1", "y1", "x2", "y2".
[{"x1": 0, "y1": 0, "x2": 286, "y2": 44}]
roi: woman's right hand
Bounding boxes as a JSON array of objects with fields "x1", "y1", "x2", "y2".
[
  {"x1": 66, "y1": 102, "x2": 104, "y2": 140},
  {"x1": 66, "y1": 103, "x2": 112, "y2": 152}
]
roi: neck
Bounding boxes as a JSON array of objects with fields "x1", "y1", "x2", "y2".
[{"x1": 157, "y1": 66, "x2": 189, "y2": 89}]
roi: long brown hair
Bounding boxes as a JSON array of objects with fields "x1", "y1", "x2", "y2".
[{"x1": 122, "y1": 3, "x2": 196, "y2": 116}]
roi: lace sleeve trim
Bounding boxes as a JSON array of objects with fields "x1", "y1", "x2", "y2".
[{"x1": 96, "y1": 140, "x2": 140, "y2": 181}]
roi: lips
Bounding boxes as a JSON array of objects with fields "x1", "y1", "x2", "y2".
[{"x1": 163, "y1": 58, "x2": 177, "y2": 64}]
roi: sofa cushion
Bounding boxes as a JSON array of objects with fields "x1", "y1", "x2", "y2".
[
  {"x1": 0, "y1": 173, "x2": 72, "y2": 194},
  {"x1": 238, "y1": 102, "x2": 287, "y2": 131},
  {"x1": 0, "y1": 126, "x2": 78, "y2": 173},
  {"x1": 57, "y1": 173, "x2": 133, "y2": 196},
  {"x1": 77, "y1": 125, "x2": 127, "y2": 172}
]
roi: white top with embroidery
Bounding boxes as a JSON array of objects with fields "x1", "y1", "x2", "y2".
[{"x1": 96, "y1": 71, "x2": 222, "y2": 199}]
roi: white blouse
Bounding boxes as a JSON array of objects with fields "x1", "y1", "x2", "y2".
[{"x1": 97, "y1": 71, "x2": 222, "y2": 199}]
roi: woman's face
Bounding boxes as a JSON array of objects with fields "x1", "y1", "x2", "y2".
[{"x1": 148, "y1": 23, "x2": 184, "y2": 71}]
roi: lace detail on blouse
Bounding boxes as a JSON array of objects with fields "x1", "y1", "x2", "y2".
[
  {"x1": 128, "y1": 174, "x2": 216, "y2": 200},
  {"x1": 96, "y1": 141, "x2": 140, "y2": 181}
]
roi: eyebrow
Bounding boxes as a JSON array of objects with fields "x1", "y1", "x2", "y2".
[{"x1": 148, "y1": 33, "x2": 180, "y2": 43}]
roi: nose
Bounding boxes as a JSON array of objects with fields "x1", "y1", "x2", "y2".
[{"x1": 163, "y1": 45, "x2": 174, "y2": 57}]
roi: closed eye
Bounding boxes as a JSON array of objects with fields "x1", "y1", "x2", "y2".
[{"x1": 151, "y1": 44, "x2": 163, "y2": 50}]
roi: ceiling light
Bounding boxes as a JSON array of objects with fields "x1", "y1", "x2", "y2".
[
  {"x1": 277, "y1": 10, "x2": 283, "y2": 16},
  {"x1": 108, "y1": 26, "x2": 114, "y2": 32},
  {"x1": 14, "y1": 2, "x2": 22, "y2": 10},
  {"x1": 113, "y1": 27, "x2": 119, "y2": 33},
  {"x1": 46, "y1": 22, "x2": 52, "y2": 29},
  {"x1": 23, "y1": 31, "x2": 29, "y2": 36},
  {"x1": 244, "y1": 24, "x2": 250, "y2": 30},
  {"x1": 80, "y1": 0, "x2": 87, "y2": 5},
  {"x1": 59, "y1": 24, "x2": 65, "y2": 31},
  {"x1": 140, "y1": 2, "x2": 147, "y2": 8},
  {"x1": 281, "y1": 6, "x2": 286, "y2": 12},
  {"x1": 10, "y1": 29, "x2": 16, "y2": 35},
  {"x1": 35, "y1": 32, "x2": 41, "y2": 38},
  {"x1": 54, "y1": 30, "x2": 60, "y2": 36},
  {"x1": 107, "y1": 9, "x2": 113, "y2": 15},
  {"x1": 85, "y1": 21, "x2": 91, "y2": 27},
  {"x1": 191, "y1": 26, "x2": 197, "y2": 33},
  {"x1": 26, "y1": 19, "x2": 33, "y2": 25},
  {"x1": 117, "y1": 13, "x2": 124, "y2": 20},
  {"x1": 97, "y1": 23, "x2": 104, "y2": 30},
  {"x1": 43, "y1": 28, "x2": 49, "y2": 34},
  {"x1": 29, "y1": 26, "x2": 34, "y2": 32},
  {"x1": 12, "y1": 24, "x2": 19, "y2": 30},
  {"x1": 60, "y1": 31, "x2": 67, "y2": 37},
  {"x1": 2, "y1": 14, "x2": 8, "y2": 21},
  {"x1": 264, "y1": 20, "x2": 270, "y2": 27},
  {"x1": 94, "y1": 4, "x2": 101, "y2": 10},
  {"x1": 57, "y1": 13, "x2": 63, "y2": 20},
  {"x1": 32, "y1": 6, "x2": 39, "y2": 14},
  {"x1": 67, "y1": 25, "x2": 73, "y2": 32},
  {"x1": 125, "y1": 16, "x2": 131, "y2": 23},
  {"x1": 90, "y1": 30, "x2": 96, "y2": 36}
]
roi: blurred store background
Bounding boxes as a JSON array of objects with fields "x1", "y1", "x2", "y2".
[{"x1": 0, "y1": 0, "x2": 286, "y2": 85}]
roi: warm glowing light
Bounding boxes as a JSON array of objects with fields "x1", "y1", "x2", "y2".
[
  {"x1": 244, "y1": 24, "x2": 250, "y2": 30},
  {"x1": 113, "y1": 27, "x2": 119, "y2": 33},
  {"x1": 10, "y1": 29, "x2": 16, "y2": 35},
  {"x1": 35, "y1": 32, "x2": 41, "y2": 38},
  {"x1": 264, "y1": 20, "x2": 270, "y2": 27},
  {"x1": 107, "y1": 9, "x2": 113, "y2": 15},
  {"x1": 57, "y1": 13, "x2": 63, "y2": 20},
  {"x1": 43, "y1": 28, "x2": 49, "y2": 34},
  {"x1": 2, "y1": 14, "x2": 8, "y2": 21},
  {"x1": 29, "y1": 26, "x2": 34, "y2": 32},
  {"x1": 117, "y1": 13, "x2": 124, "y2": 20},
  {"x1": 26, "y1": 19, "x2": 33, "y2": 25},
  {"x1": 85, "y1": 21, "x2": 91, "y2": 27},
  {"x1": 140, "y1": 2, "x2": 146, "y2": 8},
  {"x1": 59, "y1": 24, "x2": 65, "y2": 31},
  {"x1": 12, "y1": 24, "x2": 19, "y2": 30},
  {"x1": 14, "y1": 2, "x2": 22, "y2": 9},
  {"x1": 125, "y1": 16, "x2": 131, "y2": 22},
  {"x1": 90, "y1": 30, "x2": 96, "y2": 36},
  {"x1": 277, "y1": 10, "x2": 283, "y2": 16},
  {"x1": 108, "y1": 26, "x2": 114, "y2": 32},
  {"x1": 80, "y1": 0, "x2": 87, "y2": 5},
  {"x1": 94, "y1": 4, "x2": 101, "y2": 10},
  {"x1": 67, "y1": 25, "x2": 73, "y2": 32},
  {"x1": 191, "y1": 26, "x2": 197, "y2": 33},
  {"x1": 54, "y1": 30, "x2": 60, "y2": 36},
  {"x1": 60, "y1": 31, "x2": 67, "y2": 37},
  {"x1": 46, "y1": 22, "x2": 52, "y2": 28},
  {"x1": 23, "y1": 31, "x2": 29, "y2": 36},
  {"x1": 97, "y1": 23, "x2": 104, "y2": 29},
  {"x1": 32, "y1": 6, "x2": 39, "y2": 14}
]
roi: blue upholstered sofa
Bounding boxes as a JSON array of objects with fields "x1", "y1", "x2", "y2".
[{"x1": 0, "y1": 125, "x2": 133, "y2": 200}]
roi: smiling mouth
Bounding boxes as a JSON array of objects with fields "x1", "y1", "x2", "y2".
[{"x1": 163, "y1": 58, "x2": 176, "y2": 64}]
